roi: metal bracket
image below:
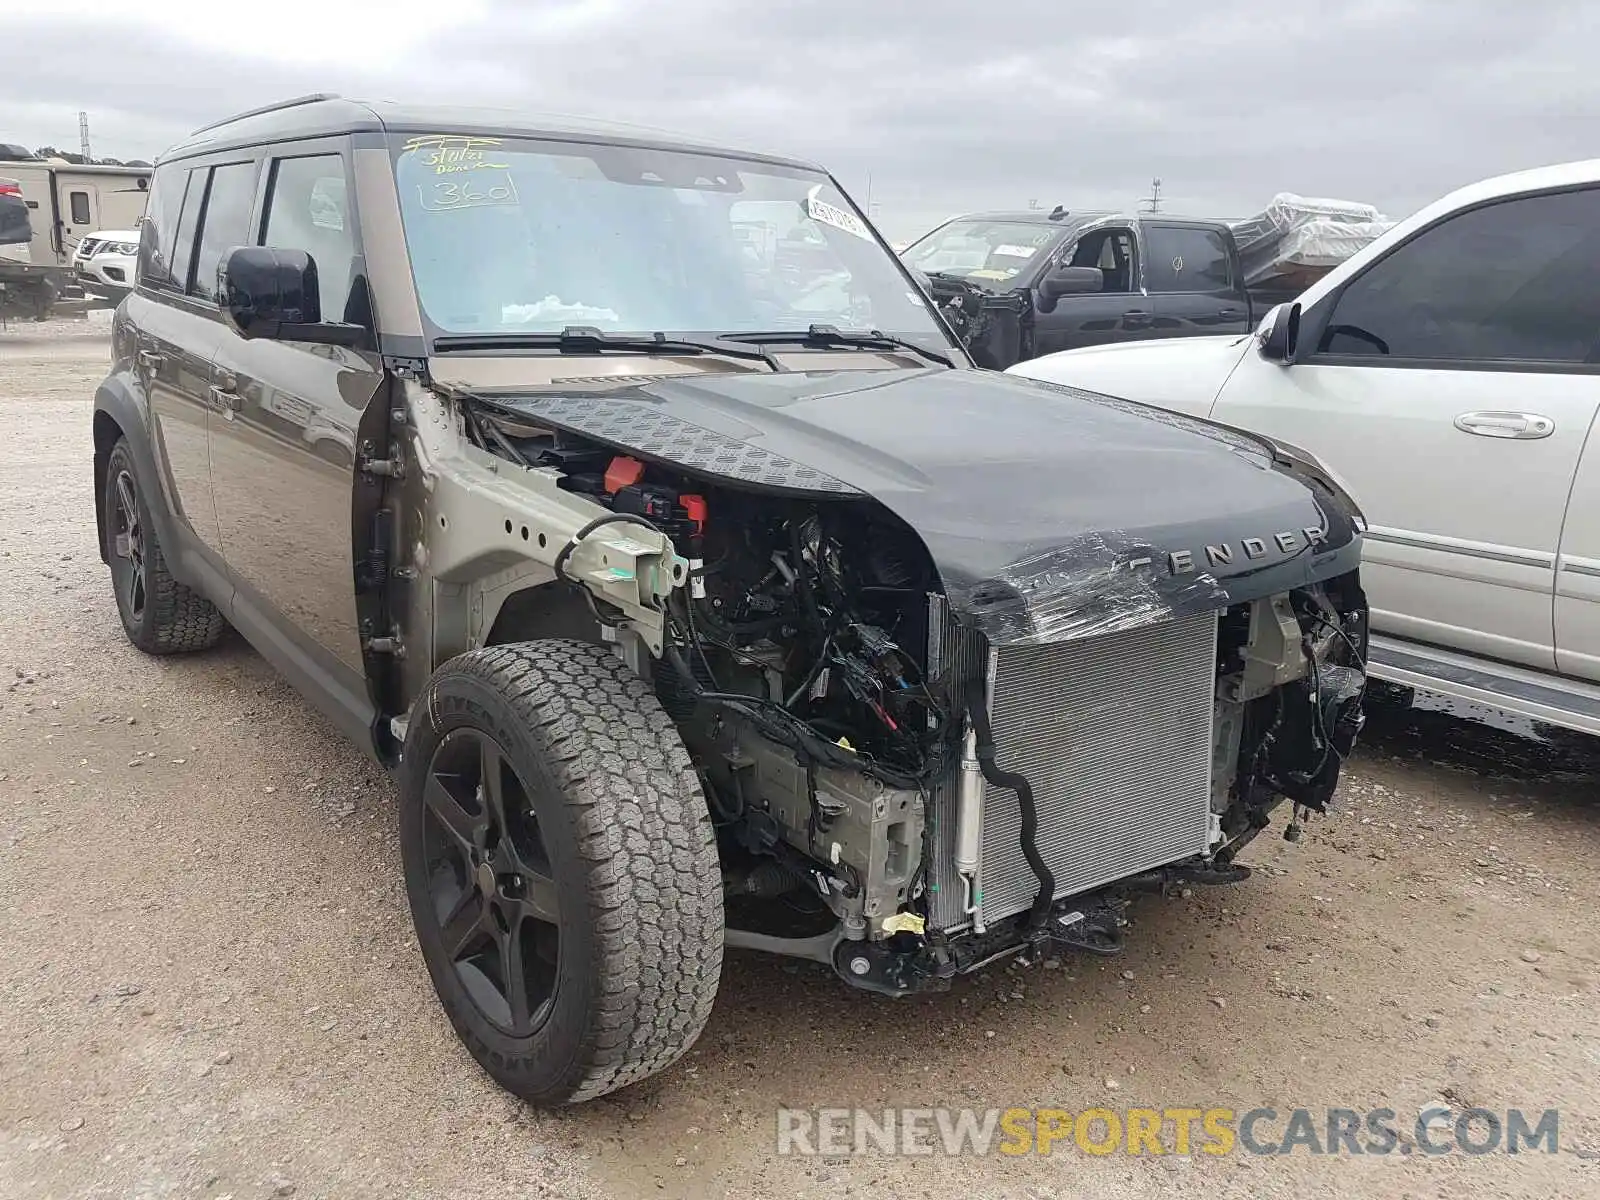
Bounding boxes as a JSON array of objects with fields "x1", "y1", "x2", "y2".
[
  {"x1": 382, "y1": 355, "x2": 428, "y2": 379},
  {"x1": 364, "y1": 631, "x2": 406, "y2": 658},
  {"x1": 360, "y1": 452, "x2": 405, "y2": 479}
]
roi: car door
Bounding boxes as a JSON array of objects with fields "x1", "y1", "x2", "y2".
[
  {"x1": 1556, "y1": 408, "x2": 1600, "y2": 681},
  {"x1": 207, "y1": 143, "x2": 383, "y2": 714},
  {"x1": 57, "y1": 179, "x2": 98, "y2": 259},
  {"x1": 130, "y1": 161, "x2": 230, "y2": 566},
  {"x1": 1209, "y1": 185, "x2": 1600, "y2": 671},
  {"x1": 1143, "y1": 221, "x2": 1250, "y2": 337},
  {"x1": 1031, "y1": 225, "x2": 1150, "y2": 356}
]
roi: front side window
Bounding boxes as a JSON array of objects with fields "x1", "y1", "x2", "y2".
[
  {"x1": 1317, "y1": 187, "x2": 1600, "y2": 364},
  {"x1": 902, "y1": 219, "x2": 1060, "y2": 289},
  {"x1": 261, "y1": 154, "x2": 356, "y2": 322},
  {"x1": 1067, "y1": 228, "x2": 1137, "y2": 293},
  {"x1": 391, "y1": 134, "x2": 949, "y2": 347},
  {"x1": 191, "y1": 161, "x2": 259, "y2": 303},
  {"x1": 1144, "y1": 226, "x2": 1231, "y2": 292}
]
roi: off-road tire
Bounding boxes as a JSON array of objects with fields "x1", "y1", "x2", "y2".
[
  {"x1": 400, "y1": 639, "x2": 724, "y2": 1105},
  {"x1": 102, "y1": 438, "x2": 226, "y2": 654}
]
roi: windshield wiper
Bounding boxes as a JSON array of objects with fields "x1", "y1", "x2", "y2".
[
  {"x1": 722, "y1": 324, "x2": 955, "y2": 368},
  {"x1": 432, "y1": 327, "x2": 781, "y2": 369}
]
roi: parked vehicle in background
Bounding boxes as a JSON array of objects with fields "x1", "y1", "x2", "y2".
[
  {"x1": 901, "y1": 208, "x2": 1253, "y2": 368},
  {"x1": 902, "y1": 199, "x2": 1389, "y2": 371},
  {"x1": 0, "y1": 152, "x2": 152, "y2": 309},
  {"x1": 73, "y1": 227, "x2": 140, "y2": 301},
  {"x1": 1010, "y1": 159, "x2": 1600, "y2": 738},
  {"x1": 0, "y1": 176, "x2": 68, "y2": 319},
  {"x1": 92, "y1": 94, "x2": 1368, "y2": 1106}
]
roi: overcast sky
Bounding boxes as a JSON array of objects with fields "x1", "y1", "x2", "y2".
[{"x1": 3, "y1": 0, "x2": 1597, "y2": 240}]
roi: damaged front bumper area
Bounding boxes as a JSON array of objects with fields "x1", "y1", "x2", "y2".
[{"x1": 807, "y1": 561, "x2": 1368, "y2": 999}]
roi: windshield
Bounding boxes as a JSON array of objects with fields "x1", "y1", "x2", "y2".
[
  {"x1": 391, "y1": 134, "x2": 951, "y2": 349},
  {"x1": 902, "y1": 219, "x2": 1062, "y2": 288}
]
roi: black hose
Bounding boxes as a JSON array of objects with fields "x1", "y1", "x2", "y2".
[
  {"x1": 966, "y1": 682, "x2": 1055, "y2": 931},
  {"x1": 784, "y1": 631, "x2": 833, "y2": 708},
  {"x1": 663, "y1": 637, "x2": 925, "y2": 790},
  {"x1": 789, "y1": 515, "x2": 827, "y2": 637}
]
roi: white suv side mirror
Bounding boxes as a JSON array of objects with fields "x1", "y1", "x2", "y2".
[{"x1": 1257, "y1": 302, "x2": 1301, "y2": 364}]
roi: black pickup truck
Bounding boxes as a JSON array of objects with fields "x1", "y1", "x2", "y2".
[{"x1": 901, "y1": 208, "x2": 1285, "y2": 370}]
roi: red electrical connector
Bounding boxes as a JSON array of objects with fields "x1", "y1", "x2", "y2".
[{"x1": 603, "y1": 455, "x2": 645, "y2": 494}]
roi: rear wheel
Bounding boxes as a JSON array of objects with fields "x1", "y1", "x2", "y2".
[
  {"x1": 101, "y1": 438, "x2": 225, "y2": 654},
  {"x1": 400, "y1": 640, "x2": 723, "y2": 1105}
]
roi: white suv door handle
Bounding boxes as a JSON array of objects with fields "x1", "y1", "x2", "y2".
[{"x1": 1453, "y1": 411, "x2": 1555, "y2": 439}]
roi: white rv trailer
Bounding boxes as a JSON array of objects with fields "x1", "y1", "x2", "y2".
[{"x1": 0, "y1": 156, "x2": 152, "y2": 267}]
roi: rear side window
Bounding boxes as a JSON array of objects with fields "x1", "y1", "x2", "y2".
[
  {"x1": 137, "y1": 164, "x2": 190, "y2": 290},
  {"x1": 190, "y1": 161, "x2": 260, "y2": 303},
  {"x1": 168, "y1": 171, "x2": 205, "y2": 292},
  {"x1": 68, "y1": 190, "x2": 90, "y2": 224},
  {"x1": 1317, "y1": 187, "x2": 1600, "y2": 365},
  {"x1": 1145, "y1": 226, "x2": 1232, "y2": 292},
  {"x1": 261, "y1": 154, "x2": 357, "y2": 322}
]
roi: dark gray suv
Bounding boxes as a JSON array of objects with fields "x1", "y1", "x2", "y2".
[{"x1": 94, "y1": 94, "x2": 1370, "y2": 1106}]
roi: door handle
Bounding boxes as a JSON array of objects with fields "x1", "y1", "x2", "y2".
[
  {"x1": 136, "y1": 349, "x2": 163, "y2": 371},
  {"x1": 1123, "y1": 309, "x2": 1152, "y2": 326},
  {"x1": 1453, "y1": 411, "x2": 1554, "y2": 440},
  {"x1": 1217, "y1": 308, "x2": 1242, "y2": 319}
]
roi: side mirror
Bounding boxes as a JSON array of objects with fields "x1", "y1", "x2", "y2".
[
  {"x1": 1257, "y1": 302, "x2": 1301, "y2": 364},
  {"x1": 1036, "y1": 264, "x2": 1103, "y2": 313},
  {"x1": 1040, "y1": 264, "x2": 1104, "y2": 299},
  {"x1": 218, "y1": 246, "x2": 364, "y2": 346}
]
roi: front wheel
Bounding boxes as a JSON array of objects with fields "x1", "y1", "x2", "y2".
[{"x1": 399, "y1": 640, "x2": 724, "y2": 1105}]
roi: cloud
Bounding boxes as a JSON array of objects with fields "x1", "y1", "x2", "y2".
[{"x1": 4, "y1": 0, "x2": 1597, "y2": 239}]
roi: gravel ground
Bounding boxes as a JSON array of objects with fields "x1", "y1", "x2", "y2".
[{"x1": 3, "y1": 326, "x2": 1598, "y2": 1200}]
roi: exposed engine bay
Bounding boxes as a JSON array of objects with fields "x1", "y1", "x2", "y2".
[
  {"x1": 467, "y1": 401, "x2": 1368, "y2": 996},
  {"x1": 917, "y1": 271, "x2": 1031, "y2": 371}
]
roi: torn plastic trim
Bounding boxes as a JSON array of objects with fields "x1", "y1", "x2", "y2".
[
  {"x1": 947, "y1": 529, "x2": 1230, "y2": 646},
  {"x1": 945, "y1": 526, "x2": 1362, "y2": 647}
]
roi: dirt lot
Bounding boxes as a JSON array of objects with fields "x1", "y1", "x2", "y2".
[{"x1": 3, "y1": 325, "x2": 1599, "y2": 1200}]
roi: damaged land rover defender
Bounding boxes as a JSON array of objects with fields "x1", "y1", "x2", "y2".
[{"x1": 92, "y1": 96, "x2": 1369, "y2": 1106}]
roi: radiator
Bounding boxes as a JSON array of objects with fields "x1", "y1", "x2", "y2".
[{"x1": 927, "y1": 604, "x2": 1219, "y2": 930}]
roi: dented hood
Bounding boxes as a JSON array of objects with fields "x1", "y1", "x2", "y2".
[{"x1": 478, "y1": 366, "x2": 1362, "y2": 644}]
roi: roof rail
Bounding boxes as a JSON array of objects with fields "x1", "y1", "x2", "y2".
[{"x1": 190, "y1": 93, "x2": 342, "y2": 136}]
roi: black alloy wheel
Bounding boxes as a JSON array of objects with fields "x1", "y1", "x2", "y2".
[
  {"x1": 420, "y1": 727, "x2": 561, "y2": 1036},
  {"x1": 400, "y1": 641, "x2": 723, "y2": 1105},
  {"x1": 109, "y1": 465, "x2": 147, "y2": 624}
]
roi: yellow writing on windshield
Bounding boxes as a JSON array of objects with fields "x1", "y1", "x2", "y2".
[
  {"x1": 402, "y1": 134, "x2": 511, "y2": 175},
  {"x1": 418, "y1": 172, "x2": 521, "y2": 213}
]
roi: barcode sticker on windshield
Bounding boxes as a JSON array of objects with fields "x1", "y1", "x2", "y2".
[
  {"x1": 806, "y1": 185, "x2": 872, "y2": 240},
  {"x1": 993, "y1": 244, "x2": 1037, "y2": 258}
]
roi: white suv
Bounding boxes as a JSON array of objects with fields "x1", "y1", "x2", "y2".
[
  {"x1": 1009, "y1": 159, "x2": 1600, "y2": 737},
  {"x1": 73, "y1": 228, "x2": 140, "y2": 299}
]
